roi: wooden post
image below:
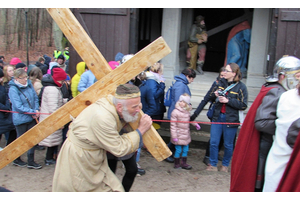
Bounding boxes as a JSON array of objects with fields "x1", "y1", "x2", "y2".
[{"x1": 0, "y1": 9, "x2": 172, "y2": 170}]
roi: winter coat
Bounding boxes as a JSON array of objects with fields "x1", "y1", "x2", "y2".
[
  {"x1": 170, "y1": 102, "x2": 192, "y2": 146},
  {"x1": 43, "y1": 54, "x2": 51, "y2": 68},
  {"x1": 71, "y1": 62, "x2": 86, "y2": 97},
  {"x1": 212, "y1": 78, "x2": 248, "y2": 127},
  {"x1": 140, "y1": 72, "x2": 166, "y2": 116},
  {"x1": 0, "y1": 84, "x2": 15, "y2": 134},
  {"x1": 52, "y1": 95, "x2": 141, "y2": 192},
  {"x1": 78, "y1": 70, "x2": 95, "y2": 92},
  {"x1": 190, "y1": 76, "x2": 220, "y2": 121},
  {"x1": 39, "y1": 76, "x2": 65, "y2": 147},
  {"x1": 35, "y1": 61, "x2": 48, "y2": 75},
  {"x1": 167, "y1": 73, "x2": 192, "y2": 119},
  {"x1": 8, "y1": 79, "x2": 40, "y2": 126}
]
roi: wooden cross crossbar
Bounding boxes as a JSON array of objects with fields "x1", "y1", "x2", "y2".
[{"x1": 0, "y1": 8, "x2": 172, "y2": 170}]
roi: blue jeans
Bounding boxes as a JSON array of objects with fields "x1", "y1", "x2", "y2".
[
  {"x1": 209, "y1": 113, "x2": 237, "y2": 167},
  {"x1": 136, "y1": 147, "x2": 141, "y2": 163},
  {"x1": 174, "y1": 144, "x2": 189, "y2": 158}
]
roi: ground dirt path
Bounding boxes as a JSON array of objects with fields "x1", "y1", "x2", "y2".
[{"x1": 0, "y1": 136, "x2": 230, "y2": 192}]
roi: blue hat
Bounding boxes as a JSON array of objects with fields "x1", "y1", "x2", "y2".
[{"x1": 115, "y1": 52, "x2": 124, "y2": 62}]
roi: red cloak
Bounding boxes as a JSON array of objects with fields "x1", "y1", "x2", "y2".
[
  {"x1": 276, "y1": 130, "x2": 300, "y2": 192},
  {"x1": 230, "y1": 85, "x2": 274, "y2": 192}
]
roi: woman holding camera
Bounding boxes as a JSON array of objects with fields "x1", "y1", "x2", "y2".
[{"x1": 206, "y1": 63, "x2": 248, "y2": 172}]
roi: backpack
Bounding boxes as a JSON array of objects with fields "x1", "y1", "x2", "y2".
[{"x1": 164, "y1": 82, "x2": 173, "y2": 107}]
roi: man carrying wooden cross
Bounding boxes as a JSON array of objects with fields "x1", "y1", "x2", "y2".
[{"x1": 52, "y1": 83, "x2": 152, "y2": 192}]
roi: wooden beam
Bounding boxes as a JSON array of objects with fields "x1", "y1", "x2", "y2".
[
  {"x1": 207, "y1": 13, "x2": 252, "y2": 37},
  {"x1": 47, "y1": 8, "x2": 112, "y2": 80},
  {"x1": 0, "y1": 9, "x2": 172, "y2": 169},
  {"x1": 47, "y1": 8, "x2": 172, "y2": 162}
]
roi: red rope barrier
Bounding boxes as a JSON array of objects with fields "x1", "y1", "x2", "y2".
[
  {"x1": 0, "y1": 109, "x2": 51, "y2": 116},
  {"x1": 152, "y1": 119, "x2": 241, "y2": 125},
  {"x1": 0, "y1": 109, "x2": 242, "y2": 125}
]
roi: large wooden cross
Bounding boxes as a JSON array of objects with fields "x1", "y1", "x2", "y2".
[{"x1": 0, "y1": 8, "x2": 172, "y2": 170}]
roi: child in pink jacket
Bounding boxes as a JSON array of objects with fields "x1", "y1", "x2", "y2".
[{"x1": 170, "y1": 93, "x2": 200, "y2": 169}]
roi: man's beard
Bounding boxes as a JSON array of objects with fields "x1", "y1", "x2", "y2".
[{"x1": 122, "y1": 108, "x2": 139, "y2": 123}]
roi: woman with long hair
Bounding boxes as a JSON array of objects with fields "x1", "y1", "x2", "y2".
[
  {"x1": 206, "y1": 63, "x2": 248, "y2": 172},
  {"x1": 29, "y1": 67, "x2": 43, "y2": 96},
  {"x1": 3, "y1": 65, "x2": 14, "y2": 91}
]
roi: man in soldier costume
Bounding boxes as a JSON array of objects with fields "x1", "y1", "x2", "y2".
[
  {"x1": 230, "y1": 56, "x2": 300, "y2": 192},
  {"x1": 186, "y1": 15, "x2": 208, "y2": 75}
]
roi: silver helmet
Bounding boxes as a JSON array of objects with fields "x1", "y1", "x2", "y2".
[{"x1": 266, "y1": 56, "x2": 300, "y2": 90}]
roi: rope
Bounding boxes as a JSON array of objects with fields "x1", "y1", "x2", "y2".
[
  {"x1": 152, "y1": 119, "x2": 241, "y2": 125},
  {"x1": 0, "y1": 109, "x2": 242, "y2": 125}
]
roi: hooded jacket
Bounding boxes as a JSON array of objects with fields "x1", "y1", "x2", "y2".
[
  {"x1": 167, "y1": 73, "x2": 191, "y2": 119},
  {"x1": 140, "y1": 71, "x2": 166, "y2": 116},
  {"x1": 8, "y1": 79, "x2": 40, "y2": 126},
  {"x1": 77, "y1": 70, "x2": 95, "y2": 92},
  {"x1": 71, "y1": 62, "x2": 86, "y2": 97},
  {"x1": 170, "y1": 102, "x2": 192, "y2": 146},
  {"x1": 39, "y1": 75, "x2": 64, "y2": 147}
]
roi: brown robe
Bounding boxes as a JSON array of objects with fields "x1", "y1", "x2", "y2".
[{"x1": 52, "y1": 95, "x2": 141, "y2": 192}]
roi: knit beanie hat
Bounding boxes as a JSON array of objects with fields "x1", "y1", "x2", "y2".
[
  {"x1": 52, "y1": 68, "x2": 67, "y2": 81},
  {"x1": 10, "y1": 57, "x2": 22, "y2": 65},
  {"x1": 57, "y1": 54, "x2": 65, "y2": 60},
  {"x1": 179, "y1": 94, "x2": 191, "y2": 104},
  {"x1": 0, "y1": 69, "x2": 4, "y2": 78},
  {"x1": 114, "y1": 52, "x2": 124, "y2": 62},
  {"x1": 16, "y1": 62, "x2": 26, "y2": 69}
]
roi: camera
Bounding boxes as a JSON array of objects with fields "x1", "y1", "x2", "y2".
[{"x1": 217, "y1": 90, "x2": 226, "y2": 97}]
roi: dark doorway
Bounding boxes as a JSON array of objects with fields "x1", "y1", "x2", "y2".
[
  {"x1": 137, "y1": 8, "x2": 253, "y2": 73},
  {"x1": 194, "y1": 8, "x2": 253, "y2": 72}
]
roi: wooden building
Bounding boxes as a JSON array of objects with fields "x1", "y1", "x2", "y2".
[{"x1": 68, "y1": 8, "x2": 300, "y2": 91}]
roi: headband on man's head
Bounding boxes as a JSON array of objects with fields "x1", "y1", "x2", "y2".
[{"x1": 115, "y1": 84, "x2": 141, "y2": 99}]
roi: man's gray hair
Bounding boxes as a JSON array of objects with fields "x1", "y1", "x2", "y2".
[{"x1": 112, "y1": 97, "x2": 127, "y2": 107}]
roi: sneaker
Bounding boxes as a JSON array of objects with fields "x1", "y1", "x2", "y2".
[
  {"x1": 220, "y1": 166, "x2": 228, "y2": 172},
  {"x1": 136, "y1": 168, "x2": 146, "y2": 176},
  {"x1": 13, "y1": 159, "x2": 27, "y2": 167},
  {"x1": 45, "y1": 159, "x2": 56, "y2": 166},
  {"x1": 164, "y1": 156, "x2": 174, "y2": 163},
  {"x1": 206, "y1": 164, "x2": 218, "y2": 172},
  {"x1": 27, "y1": 162, "x2": 42, "y2": 169}
]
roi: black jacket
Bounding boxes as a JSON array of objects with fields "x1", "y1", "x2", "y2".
[
  {"x1": 35, "y1": 61, "x2": 48, "y2": 75},
  {"x1": 190, "y1": 76, "x2": 220, "y2": 121},
  {"x1": 212, "y1": 78, "x2": 248, "y2": 127}
]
